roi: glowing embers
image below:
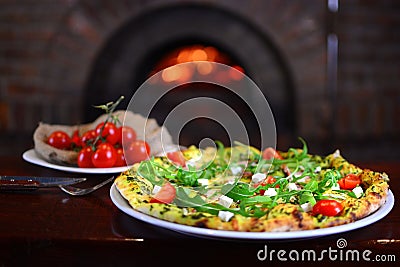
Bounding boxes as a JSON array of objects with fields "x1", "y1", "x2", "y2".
[{"x1": 149, "y1": 45, "x2": 245, "y2": 84}]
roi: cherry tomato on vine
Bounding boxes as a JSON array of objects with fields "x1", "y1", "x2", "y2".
[
  {"x1": 125, "y1": 140, "x2": 150, "y2": 165},
  {"x1": 95, "y1": 122, "x2": 119, "y2": 145},
  {"x1": 118, "y1": 126, "x2": 137, "y2": 147},
  {"x1": 114, "y1": 147, "x2": 127, "y2": 167},
  {"x1": 312, "y1": 200, "x2": 343, "y2": 216},
  {"x1": 80, "y1": 129, "x2": 98, "y2": 147},
  {"x1": 91, "y1": 143, "x2": 117, "y2": 168},
  {"x1": 71, "y1": 130, "x2": 81, "y2": 147},
  {"x1": 77, "y1": 146, "x2": 94, "y2": 168},
  {"x1": 47, "y1": 131, "x2": 71, "y2": 150},
  {"x1": 150, "y1": 182, "x2": 176, "y2": 204},
  {"x1": 338, "y1": 174, "x2": 361, "y2": 190}
]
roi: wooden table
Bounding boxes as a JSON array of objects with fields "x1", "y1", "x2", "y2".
[{"x1": 0, "y1": 154, "x2": 399, "y2": 266}]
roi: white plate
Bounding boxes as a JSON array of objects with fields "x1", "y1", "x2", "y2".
[
  {"x1": 110, "y1": 183, "x2": 394, "y2": 240},
  {"x1": 23, "y1": 149, "x2": 132, "y2": 174}
]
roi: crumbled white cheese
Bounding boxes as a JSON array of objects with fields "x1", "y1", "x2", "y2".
[
  {"x1": 152, "y1": 185, "x2": 162, "y2": 195},
  {"x1": 218, "y1": 195, "x2": 233, "y2": 208},
  {"x1": 287, "y1": 182, "x2": 299, "y2": 191},
  {"x1": 252, "y1": 173, "x2": 266, "y2": 184},
  {"x1": 230, "y1": 166, "x2": 243, "y2": 175},
  {"x1": 333, "y1": 149, "x2": 341, "y2": 158},
  {"x1": 331, "y1": 183, "x2": 341, "y2": 191},
  {"x1": 185, "y1": 160, "x2": 196, "y2": 168},
  {"x1": 218, "y1": 211, "x2": 234, "y2": 222},
  {"x1": 263, "y1": 187, "x2": 278, "y2": 197},
  {"x1": 314, "y1": 166, "x2": 322, "y2": 173},
  {"x1": 197, "y1": 178, "x2": 209, "y2": 186},
  {"x1": 182, "y1": 208, "x2": 189, "y2": 216},
  {"x1": 293, "y1": 171, "x2": 303, "y2": 178},
  {"x1": 352, "y1": 186, "x2": 364, "y2": 198},
  {"x1": 300, "y1": 202, "x2": 313, "y2": 212},
  {"x1": 297, "y1": 176, "x2": 310, "y2": 183}
]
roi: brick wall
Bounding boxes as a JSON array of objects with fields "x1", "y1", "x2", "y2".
[
  {"x1": 336, "y1": 0, "x2": 400, "y2": 140},
  {"x1": 0, "y1": 0, "x2": 399, "y2": 160}
]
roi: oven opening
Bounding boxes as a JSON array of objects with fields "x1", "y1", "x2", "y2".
[{"x1": 139, "y1": 43, "x2": 261, "y2": 147}]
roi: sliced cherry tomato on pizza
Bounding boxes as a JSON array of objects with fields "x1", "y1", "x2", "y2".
[
  {"x1": 254, "y1": 175, "x2": 278, "y2": 195},
  {"x1": 338, "y1": 174, "x2": 361, "y2": 190},
  {"x1": 47, "y1": 131, "x2": 72, "y2": 150},
  {"x1": 312, "y1": 200, "x2": 343, "y2": 216},
  {"x1": 77, "y1": 146, "x2": 94, "y2": 168},
  {"x1": 91, "y1": 143, "x2": 117, "y2": 168},
  {"x1": 261, "y1": 147, "x2": 291, "y2": 175},
  {"x1": 125, "y1": 140, "x2": 151, "y2": 165},
  {"x1": 95, "y1": 122, "x2": 119, "y2": 145},
  {"x1": 166, "y1": 151, "x2": 186, "y2": 167},
  {"x1": 262, "y1": 147, "x2": 283, "y2": 160},
  {"x1": 150, "y1": 182, "x2": 176, "y2": 204}
]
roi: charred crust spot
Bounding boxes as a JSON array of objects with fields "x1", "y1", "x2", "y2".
[
  {"x1": 292, "y1": 210, "x2": 303, "y2": 221},
  {"x1": 292, "y1": 210, "x2": 304, "y2": 227},
  {"x1": 370, "y1": 192, "x2": 382, "y2": 199},
  {"x1": 190, "y1": 214, "x2": 206, "y2": 220},
  {"x1": 194, "y1": 219, "x2": 209, "y2": 228}
]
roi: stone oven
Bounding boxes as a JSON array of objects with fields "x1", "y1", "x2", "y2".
[{"x1": 68, "y1": 1, "x2": 327, "y2": 150}]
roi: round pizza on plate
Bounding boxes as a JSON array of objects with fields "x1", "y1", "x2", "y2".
[{"x1": 114, "y1": 138, "x2": 390, "y2": 232}]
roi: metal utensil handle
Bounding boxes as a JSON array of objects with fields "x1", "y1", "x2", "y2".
[{"x1": 0, "y1": 179, "x2": 40, "y2": 191}]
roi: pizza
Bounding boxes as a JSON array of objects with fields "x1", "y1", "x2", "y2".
[{"x1": 114, "y1": 138, "x2": 390, "y2": 232}]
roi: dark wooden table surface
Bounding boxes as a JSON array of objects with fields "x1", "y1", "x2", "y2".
[{"x1": 0, "y1": 152, "x2": 399, "y2": 266}]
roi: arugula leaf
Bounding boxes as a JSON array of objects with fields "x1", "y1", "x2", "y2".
[
  {"x1": 175, "y1": 167, "x2": 199, "y2": 187},
  {"x1": 174, "y1": 187, "x2": 206, "y2": 207},
  {"x1": 303, "y1": 180, "x2": 318, "y2": 191},
  {"x1": 238, "y1": 196, "x2": 272, "y2": 217},
  {"x1": 299, "y1": 191, "x2": 316, "y2": 205},
  {"x1": 318, "y1": 169, "x2": 341, "y2": 192},
  {"x1": 195, "y1": 203, "x2": 236, "y2": 216},
  {"x1": 223, "y1": 182, "x2": 254, "y2": 201},
  {"x1": 137, "y1": 160, "x2": 163, "y2": 185}
]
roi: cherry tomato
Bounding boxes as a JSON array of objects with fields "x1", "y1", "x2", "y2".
[
  {"x1": 262, "y1": 147, "x2": 283, "y2": 160},
  {"x1": 91, "y1": 143, "x2": 117, "y2": 168},
  {"x1": 338, "y1": 174, "x2": 361, "y2": 190},
  {"x1": 118, "y1": 126, "x2": 137, "y2": 147},
  {"x1": 77, "y1": 146, "x2": 94, "y2": 168},
  {"x1": 150, "y1": 182, "x2": 176, "y2": 204},
  {"x1": 95, "y1": 122, "x2": 119, "y2": 145},
  {"x1": 47, "y1": 131, "x2": 71, "y2": 150},
  {"x1": 71, "y1": 130, "x2": 81, "y2": 147},
  {"x1": 125, "y1": 140, "x2": 150, "y2": 165},
  {"x1": 114, "y1": 147, "x2": 126, "y2": 167},
  {"x1": 254, "y1": 175, "x2": 278, "y2": 195},
  {"x1": 80, "y1": 130, "x2": 98, "y2": 146},
  {"x1": 166, "y1": 151, "x2": 186, "y2": 167},
  {"x1": 312, "y1": 200, "x2": 343, "y2": 216}
]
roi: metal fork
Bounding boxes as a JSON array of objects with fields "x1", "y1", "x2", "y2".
[{"x1": 59, "y1": 176, "x2": 115, "y2": 196}]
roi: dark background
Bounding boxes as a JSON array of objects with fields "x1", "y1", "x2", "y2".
[{"x1": 0, "y1": 0, "x2": 399, "y2": 161}]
